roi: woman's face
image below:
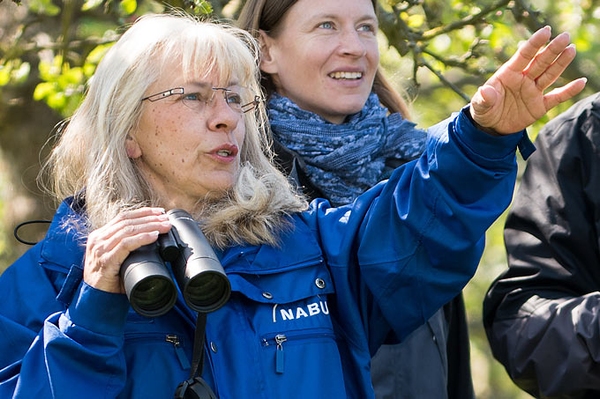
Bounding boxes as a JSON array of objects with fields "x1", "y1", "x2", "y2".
[
  {"x1": 128, "y1": 66, "x2": 247, "y2": 211},
  {"x1": 260, "y1": 0, "x2": 379, "y2": 124}
]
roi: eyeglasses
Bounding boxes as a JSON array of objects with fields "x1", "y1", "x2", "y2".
[{"x1": 141, "y1": 86, "x2": 261, "y2": 114}]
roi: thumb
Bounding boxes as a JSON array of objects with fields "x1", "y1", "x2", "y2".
[
  {"x1": 468, "y1": 85, "x2": 507, "y2": 135},
  {"x1": 470, "y1": 84, "x2": 498, "y2": 117}
]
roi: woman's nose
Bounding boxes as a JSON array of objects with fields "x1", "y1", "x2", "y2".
[
  {"x1": 339, "y1": 29, "x2": 368, "y2": 57},
  {"x1": 205, "y1": 94, "x2": 241, "y2": 132}
]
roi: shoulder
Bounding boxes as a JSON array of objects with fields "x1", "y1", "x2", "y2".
[
  {"x1": 530, "y1": 93, "x2": 600, "y2": 169},
  {"x1": 36, "y1": 197, "x2": 87, "y2": 274},
  {"x1": 539, "y1": 93, "x2": 600, "y2": 143}
]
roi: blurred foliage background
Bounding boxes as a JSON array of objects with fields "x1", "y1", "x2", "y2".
[{"x1": 1, "y1": 0, "x2": 599, "y2": 397}]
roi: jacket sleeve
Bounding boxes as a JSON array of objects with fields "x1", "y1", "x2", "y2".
[
  {"x1": 308, "y1": 106, "x2": 524, "y2": 345},
  {"x1": 0, "y1": 244, "x2": 130, "y2": 399},
  {"x1": 482, "y1": 94, "x2": 600, "y2": 398}
]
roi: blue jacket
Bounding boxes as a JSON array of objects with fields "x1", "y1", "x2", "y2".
[{"x1": 0, "y1": 109, "x2": 525, "y2": 399}]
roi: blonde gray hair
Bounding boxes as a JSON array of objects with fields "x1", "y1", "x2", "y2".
[{"x1": 40, "y1": 12, "x2": 307, "y2": 247}]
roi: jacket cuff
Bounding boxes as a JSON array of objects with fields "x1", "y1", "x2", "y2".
[
  {"x1": 66, "y1": 281, "x2": 130, "y2": 336},
  {"x1": 456, "y1": 106, "x2": 526, "y2": 160}
]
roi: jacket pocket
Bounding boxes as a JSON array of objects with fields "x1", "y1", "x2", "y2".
[
  {"x1": 125, "y1": 331, "x2": 191, "y2": 370},
  {"x1": 261, "y1": 327, "x2": 337, "y2": 374}
]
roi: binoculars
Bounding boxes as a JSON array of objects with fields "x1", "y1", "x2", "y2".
[{"x1": 120, "y1": 209, "x2": 231, "y2": 317}]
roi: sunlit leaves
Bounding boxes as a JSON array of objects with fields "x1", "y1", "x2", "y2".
[
  {"x1": 81, "y1": 0, "x2": 104, "y2": 12},
  {"x1": 119, "y1": 0, "x2": 137, "y2": 15},
  {"x1": 85, "y1": 42, "x2": 113, "y2": 71},
  {"x1": 34, "y1": 56, "x2": 85, "y2": 116},
  {"x1": 400, "y1": 11, "x2": 426, "y2": 29},
  {"x1": 31, "y1": 41, "x2": 113, "y2": 116},
  {"x1": 190, "y1": 0, "x2": 212, "y2": 14},
  {"x1": 27, "y1": 0, "x2": 60, "y2": 15},
  {"x1": 0, "y1": 60, "x2": 31, "y2": 86}
]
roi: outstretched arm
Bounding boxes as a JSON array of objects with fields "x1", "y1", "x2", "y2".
[{"x1": 470, "y1": 26, "x2": 587, "y2": 135}]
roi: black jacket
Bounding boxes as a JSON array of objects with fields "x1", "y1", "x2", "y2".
[{"x1": 483, "y1": 93, "x2": 600, "y2": 398}]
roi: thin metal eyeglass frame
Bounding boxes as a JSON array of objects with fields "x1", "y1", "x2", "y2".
[{"x1": 141, "y1": 87, "x2": 261, "y2": 113}]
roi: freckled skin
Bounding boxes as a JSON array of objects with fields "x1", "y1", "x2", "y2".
[{"x1": 128, "y1": 68, "x2": 246, "y2": 211}]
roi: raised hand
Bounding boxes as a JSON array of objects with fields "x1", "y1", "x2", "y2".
[
  {"x1": 470, "y1": 26, "x2": 587, "y2": 135},
  {"x1": 84, "y1": 207, "x2": 172, "y2": 294}
]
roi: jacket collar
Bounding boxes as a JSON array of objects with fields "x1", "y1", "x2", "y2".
[{"x1": 40, "y1": 196, "x2": 87, "y2": 275}]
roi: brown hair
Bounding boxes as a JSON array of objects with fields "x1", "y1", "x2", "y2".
[{"x1": 237, "y1": 0, "x2": 411, "y2": 118}]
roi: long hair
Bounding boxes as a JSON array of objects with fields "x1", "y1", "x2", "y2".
[
  {"x1": 40, "y1": 13, "x2": 307, "y2": 247},
  {"x1": 237, "y1": 0, "x2": 412, "y2": 118}
]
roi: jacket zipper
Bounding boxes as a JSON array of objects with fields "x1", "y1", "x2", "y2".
[
  {"x1": 262, "y1": 329, "x2": 335, "y2": 374},
  {"x1": 166, "y1": 334, "x2": 191, "y2": 370},
  {"x1": 274, "y1": 334, "x2": 287, "y2": 374},
  {"x1": 125, "y1": 332, "x2": 191, "y2": 369}
]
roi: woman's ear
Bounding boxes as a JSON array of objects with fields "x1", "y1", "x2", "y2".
[
  {"x1": 258, "y1": 30, "x2": 278, "y2": 74},
  {"x1": 125, "y1": 134, "x2": 142, "y2": 159}
]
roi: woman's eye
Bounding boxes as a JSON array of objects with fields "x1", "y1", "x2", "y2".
[
  {"x1": 182, "y1": 93, "x2": 204, "y2": 102},
  {"x1": 225, "y1": 92, "x2": 242, "y2": 105},
  {"x1": 358, "y1": 23, "x2": 376, "y2": 33},
  {"x1": 318, "y1": 21, "x2": 334, "y2": 30}
]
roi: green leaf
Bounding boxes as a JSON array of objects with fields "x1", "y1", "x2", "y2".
[
  {"x1": 191, "y1": 0, "x2": 213, "y2": 15},
  {"x1": 28, "y1": 0, "x2": 60, "y2": 16},
  {"x1": 81, "y1": 0, "x2": 103, "y2": 11},
  {"x1": 12, "y1": 62, "x2": 31, "y2": 83},
  {"x1": 47, "y1": 91, "x2": 67, "y2": 110},
  {"x1": 0, "y1": 66, "x2": 10, "y2": 86},
  {"x1": 119, "y1": 0, "x2": 138, "y2": 15},
  {"x1": 33, "y1": 81, "x2": 56, "y2": 101}
]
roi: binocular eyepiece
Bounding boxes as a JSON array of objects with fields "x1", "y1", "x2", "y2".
[{"x1": 120, "y1": 209, "x2": 231, "y2": 317}]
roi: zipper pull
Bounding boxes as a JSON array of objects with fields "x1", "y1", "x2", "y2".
[
  {"x1": 275, "y1": 334, "x2": 287, "y2": 374},
  {"x1": 166, "y1": 334, "x2": 191, "y2": 370}
]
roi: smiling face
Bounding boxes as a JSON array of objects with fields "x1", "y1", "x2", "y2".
[
  {"x1": 127, "y1": 66, "x2": 247, "y2": 211},
  {"x1": 259, "y1": 0, "x2": 379, "y2": 124}
]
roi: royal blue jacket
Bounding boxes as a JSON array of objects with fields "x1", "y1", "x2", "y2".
[{"x1": 0, "y1": 109, "x2": 527, "y2": 399}]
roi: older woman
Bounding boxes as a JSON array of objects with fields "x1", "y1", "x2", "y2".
[{"x1": 0, "y1": 11, "x2": 585, "y2": 399}]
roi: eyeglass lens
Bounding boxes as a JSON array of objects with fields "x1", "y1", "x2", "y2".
[
  {"x1": 142, "y1": 86, "x2": 260, "y2": 114},
  {"x1": 182, "y1": 87, "x2": 257, "y2": 113}
]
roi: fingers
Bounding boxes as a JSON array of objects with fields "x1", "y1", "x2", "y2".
[
  {"x1": 543, "y1": 77, "x2": 588, "y2": 110},
  {"x1": 84, "y1": 207, "x2": 172, "y2": 293},
  {"x1": 521, "y1": 30, "x2": 573, "y2": 81},
  {"x1": 470, "y1": 25, "x2": 587, "y2": 135},
  {"x1": 100, "y1": 207, "x2": 171, "y2": 249},
  {"x1": 504, "y1": 26, "x2": 553, "y2": 73},
  {"x1": 505, "y1": 27, "x2": 575, "y2": 85},
  {"x1": 533, "y1": 43, "x2": 576, "y2": 90}
]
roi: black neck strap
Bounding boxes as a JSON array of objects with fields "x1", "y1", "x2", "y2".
[
  {"x1": 174, "y1": 313, "x2": 218, "y2": 399},
  {"x1": 190, "y1": 312, "x2": 207, "y2": 378}
]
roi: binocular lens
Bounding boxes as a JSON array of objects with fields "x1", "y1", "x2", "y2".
[
  {"x1": 121, "y1": 209, "x2": 231, "y2": 317},
  {"x1": 121, "y1": 243, "x2": 179, "y2": 318},
  {"x1": 185, "y1": 272, "x2": 230, "y2": 312},
  {"x1": 132, "y1": 276, "x2": 177, "y2": 315}
]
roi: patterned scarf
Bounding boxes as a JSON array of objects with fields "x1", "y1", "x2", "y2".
[{"x1": 268, "y1": 92, "x2": 427, "y2": 206}]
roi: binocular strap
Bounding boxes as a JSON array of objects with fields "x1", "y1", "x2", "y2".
[{"x1": 174, "y1": 313, "x2": 218, "y2": 399}]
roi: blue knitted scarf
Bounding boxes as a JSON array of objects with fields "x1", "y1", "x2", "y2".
[{"x1": 268, "y1": 92, "x2": 427, "y2": 205}]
